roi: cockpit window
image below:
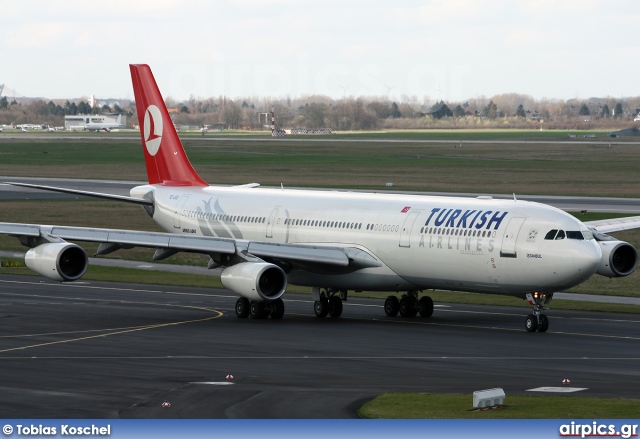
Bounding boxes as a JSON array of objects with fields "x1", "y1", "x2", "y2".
[
  {"x1": 582, "y1": 230, "x2": 594, "y2": 240},
  {"x1": 545, "y1": 230, "x2": 565, "y2": 240},
  {"x1": 545, "y1": 229, "x2": 593, "y2": 241},
  {"x1": 566, "y1": 231, "x2": 584, "y2": 240}
]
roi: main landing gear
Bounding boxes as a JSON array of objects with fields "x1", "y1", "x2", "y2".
[
  {"x1": 235, "y1": 297, "x2": 285, "y2": 320},
  {"x1": 525, "y1": 292, "x2": 552, "y2": 333},
  {"x1": 313, "y1": 289, "x2": 345, "y2": 318},
  {"x1": 384, "y1": 291, "x2": 433, "y2": 318}
]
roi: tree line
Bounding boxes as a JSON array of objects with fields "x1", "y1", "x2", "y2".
[{"x1": 2, "y1": 91, "x2": 638, "y2": 130}]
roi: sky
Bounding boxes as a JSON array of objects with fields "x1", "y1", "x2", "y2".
[{"x1": 2, "y1": 0, "x2": 640, "y2": 104}]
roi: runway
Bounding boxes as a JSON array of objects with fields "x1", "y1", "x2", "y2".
[
  {"x1": 1, "y1": 275, "x2": 639, "y2": 418},
  {"x1": 7, "y1": 134, "x2": 640, "y2": 147}
]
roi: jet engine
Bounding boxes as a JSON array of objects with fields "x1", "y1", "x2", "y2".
[
  {"x1": 221, "y1": 262, "x2": 287, "y2": 301},
  {"x1": 24, "y1": 242, "x2": 88, "y2": 282},
  {"x1": 596, "y1": 240, "x2": 638, "y2": 277}
]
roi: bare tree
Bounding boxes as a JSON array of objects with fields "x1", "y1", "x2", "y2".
[
  {"x1": 299, "y1": 103, "x2": 329, "y2": 129},
  {"x1": 223, "y1": 101, "x2": 242, "y2": 129}
]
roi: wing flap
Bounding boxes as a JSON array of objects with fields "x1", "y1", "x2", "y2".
[
  {"x1": 248, "y1": 242, "x2": 350, "y2": 266},
  {"x1": 247, "y1": 242, "x2": 382, "y2": 269},
  {"x1": 0, "y1": 223, "x2": 42, "y2": 237}
]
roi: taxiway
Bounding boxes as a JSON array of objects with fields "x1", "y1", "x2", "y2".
[{"x1": 0, "y1": 275, "x2": 638, "y2": 418}]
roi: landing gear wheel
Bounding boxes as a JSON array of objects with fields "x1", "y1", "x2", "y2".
[
  {"x1": 235, "y1": 297, "x2": 250, "y2": 318},
  {"x1": 525, "y1": 314, "x2": 538, "y2": 332},
  {"x1": 270, "y1": 298, "x2": 285, "y2": 320},
  {"x1": 384, "y1": 296, "x2": 399, "y2": 317},
  {"x1": 314, "y1": 299, "x2": 329, "y2": 318},
  {"x1": 250, "y1": 300, "x2": 268, "y2": 319},
  {"x1": 399, "y1": 296, "x2": 418, "y2": 317},
  {"x1": 418, "y1": 296, "x2": 434, "y2": 318},
  {"x1": 524, "y1": 292, "x2": 553, "y2": 332},
  {"x1": 328, "y1": 296, "x2": 343, "y2": 318},
  {"x1": 537, "y1": 314, "x2": 549, "y2": 332}
]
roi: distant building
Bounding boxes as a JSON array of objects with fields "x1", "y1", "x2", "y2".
[{"x1": 526, "y1": 110, "x2": 542, "y2": 121}]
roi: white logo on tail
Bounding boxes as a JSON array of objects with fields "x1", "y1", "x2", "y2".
[{"x1": 144, "y1": 105, "x2": 163, "y2": 156}]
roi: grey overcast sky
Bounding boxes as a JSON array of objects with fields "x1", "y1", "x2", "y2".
[{"x1": 2, "y1": 0, "x2": 639, "y2": 103}]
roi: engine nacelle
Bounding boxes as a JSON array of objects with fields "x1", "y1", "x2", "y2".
[
  {"x1": 596, "y1": 240, "x2": 638, "y2": 277},
  {"x1": 25, "y1": 242, "x2": 88, "y2": 282},
  {"x1": 221, "y1": 262, "x2": 286, "y2": 301}
]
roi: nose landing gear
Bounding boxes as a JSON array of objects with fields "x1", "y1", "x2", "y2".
[{"x1": 525, "y1": 292, "x2": 552, "y2": 332}]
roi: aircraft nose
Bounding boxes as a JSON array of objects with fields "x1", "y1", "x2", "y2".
[{"x1": 573, "y1": 241, "x2": 602, "y2": 275}]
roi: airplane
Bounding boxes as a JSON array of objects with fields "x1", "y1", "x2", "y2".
[
  {"x1": 83, "y1": 114, "x2": 122, "y2": 132},
  {"x1": 16, "y1": 124, "x2": 42, "y2": 131},
  {"x1": 1, "y1": 64, "x2": 639, "y2": 333}
]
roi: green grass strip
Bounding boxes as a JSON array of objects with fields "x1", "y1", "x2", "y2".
[{"x1": 359, "y1": 393, "x2": 640, "y2": 419}]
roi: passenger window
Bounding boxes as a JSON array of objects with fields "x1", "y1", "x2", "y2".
[
  {"x1": 555, "y1": 230, "x2": 565, "y2": 240},
  {"x1": 544, "y1": 230, "x2": 557, "y2": 240}
]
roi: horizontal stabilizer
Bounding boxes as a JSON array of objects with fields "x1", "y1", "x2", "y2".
[{"x1": 3, "y1": 182, "x2": 153, "y2": 206}]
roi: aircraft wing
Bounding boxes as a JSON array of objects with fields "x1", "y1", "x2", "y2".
[
  {"x1": 0, "y1": 223, "x2": 380, "y2": 272},
  {"x1": 584, "y1": 215, "x2": 640, "y2": 234}
]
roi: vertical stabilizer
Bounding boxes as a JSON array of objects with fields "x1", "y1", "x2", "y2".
[{"x1": 129, "y1": 64, "x2": 208, "y2": 187}]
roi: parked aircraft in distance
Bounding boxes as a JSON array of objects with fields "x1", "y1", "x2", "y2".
[
  {"x1": 83, "y1": 114, "x2": 122, "y2": 131},
  {"x1": 16, "y1": 124, "x2": 40, "y2": 131},
  {"x1": 2, "y1": 64, "x2": 640, "y2": 332}
]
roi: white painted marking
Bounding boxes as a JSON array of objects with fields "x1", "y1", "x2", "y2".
[
  {"x1": 190, "y1": 381, "x2": 235, "y2": 386},
  {"x1": 143, "y1": 105, "x2": 162, "y2": 156},
  {"x1": 526, "y1": 387, "x2": 588, "y2": 393}
]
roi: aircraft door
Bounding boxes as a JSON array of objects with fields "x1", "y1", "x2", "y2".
[
  {"x1": 500, "y1": 217, "x2": 526, "y2": 257},
  {"x1": 266, "y1": 208, "x2": 279, "y2": 238},
  {"x1": 265, "y1": 207, "x2": 290, "y2": 242},
  {"x1": 173, "y1": 195, "x2": 190, "y2": 229},
  {"x1": 399, "y1": 211, "x2": 421, "y2": 248}
]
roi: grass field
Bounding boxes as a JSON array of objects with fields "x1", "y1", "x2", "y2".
[
  {"x1": 1, "y1": 131, "x2": 640, "y2": 196},
  {"x1": 358, "y1": 393, "x2": 640, "y2": 419}
]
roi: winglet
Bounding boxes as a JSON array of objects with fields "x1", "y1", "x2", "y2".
[{"x1": 129, "y1": 64, "x2": 208, "y2": 187}]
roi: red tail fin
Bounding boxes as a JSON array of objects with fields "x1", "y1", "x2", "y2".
[{"x1": 129, "y1": 64, "x2": 208, "y2": 187}]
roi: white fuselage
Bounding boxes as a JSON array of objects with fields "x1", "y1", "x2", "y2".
[
  {"x1": 84, "y1": 123, "x2": 117, "y2": 131},
  {"x1": 132, "y1": 184, "x2": 603, "y2": 298}
]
